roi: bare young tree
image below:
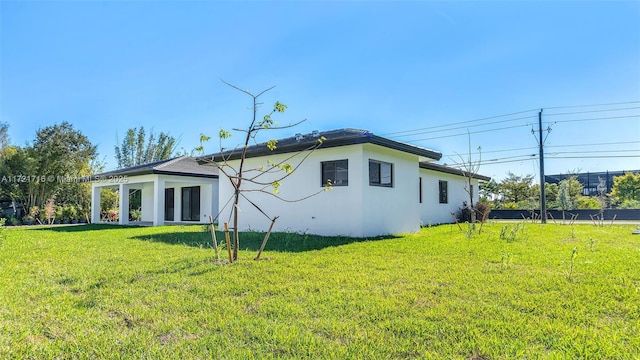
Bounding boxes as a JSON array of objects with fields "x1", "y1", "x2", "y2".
[
  {"x1": 452, "y1": 132, "x2": 482, "y2": 226},
  {"x1": 199, "y1": 81, "x2": 328, "y2": 261}
]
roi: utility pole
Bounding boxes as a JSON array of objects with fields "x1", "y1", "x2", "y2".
[{"x1": 538, "y1": 109, "x2": 547, "y2": 224}]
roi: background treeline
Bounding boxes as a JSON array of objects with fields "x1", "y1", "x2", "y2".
[
  {"x1": 480, "y1": 172, "x2": 640, "y2": 211},
  {"x1": 0, "y1": 122, "x2": 178, "y2": 225}
]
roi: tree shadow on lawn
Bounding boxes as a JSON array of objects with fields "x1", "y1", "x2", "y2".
[
  {"x1": 131, "y1": 229, "x2": 400, "y2": 253},
  {"x1": 24, "y1": 223, "x2": 400, "y2": 253}
]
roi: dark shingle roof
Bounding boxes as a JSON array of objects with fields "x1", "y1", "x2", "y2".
[
  {"x1": 199, "y1": 128, "x2": 442, "y2": 162},
  {"x1": 419, "y1": 162, "x2": 491, "y2": 181},
  {"x1": 89, "y1": 156, "x2": 218, "y2": 180}
]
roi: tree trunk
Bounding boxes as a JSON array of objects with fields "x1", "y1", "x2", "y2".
[{"x1": 232, "y1": 189, "x2": 240, "y2": 260}]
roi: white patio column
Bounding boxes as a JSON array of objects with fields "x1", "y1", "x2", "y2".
[
  {"x1": 91, "y1": 184, "x2": 101, "y2": 224},
  {"x1": 153, "y1": 177, "x2": 165, "y2": 226},
  {"x1": 118, "y1": 183, "x2": 129, "y2": 225}
]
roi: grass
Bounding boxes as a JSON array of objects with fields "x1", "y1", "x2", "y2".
[{"x1": 0, "y1": 222, "x2": 639, "y2": 359}]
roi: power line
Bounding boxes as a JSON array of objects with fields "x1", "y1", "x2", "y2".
[
  {"x1": 386, "y1": 106, "x2": 637, "y2": 141},
  {"x1": 447, "y1": 153, "x2": 536, "y2": 163},
  {"x1": 396, "y1": 111, "x2": 638, "y2": 143},
  {"x1": 407, "y1": 115, "x2": 639, "y2": 146},
  {"x1": 447, "y1": 156, "x2": 538, "y2": 167},
  {"x1": 381, "y1": 108, "x2": 538, "y2": 136},
  {"x1": 548, "y1": 149, "x2": 640, "y2": 155},
  {"x1": 444, "y1": 141, "x2": 640, "y2": 157},
  {"x1": 547, "y1": 140, "x2": 640, "y2": 149},
  {"x1": 442, "y1": 140, "x2": 640, "y2": 157},
  {"x1": 543, "y1": 100, "x2": 640, "y2": 110},
  {"x1": 388, "y1": 114, "x2": 537, "y2": 139},
  {"x1": 447, "y1": 153, "x2": 640, "y2": 168},
  {"x1": 545, "y1": 106, "x2": 640, "y2": 117},
  {"x1": 443, "y1": 146, "x2": 537, "y2": 157},
  {"x1": 403, "y1": 123, "x2": 531, "y2": 142},
  {"x1": 543, "y1": 114, "x2": 640, "y2": 125},
  {"x1": 547, "y1": 155, "x2": 640, "y2": 159}
]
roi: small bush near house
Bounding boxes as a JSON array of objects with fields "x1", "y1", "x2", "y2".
[{"x1": 459, "y1": 201, "x2": 491, "y2": 223}]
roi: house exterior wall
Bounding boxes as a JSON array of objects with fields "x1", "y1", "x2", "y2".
[
  {"x1": 361, "y1": 144, "x2": 421, "y2": 236},
  {"x1": 141, "y1": 182, "x2": 155, "y2": 222},
  {"x1": 217, "y1": 144, "x2": 366, "y2": 236},
  {"x1": 419, "y1": 168, "x2": 481, "y2": 225},
  {"x1": 216, "y1": 144, "x2": 423, "y2": 237}
]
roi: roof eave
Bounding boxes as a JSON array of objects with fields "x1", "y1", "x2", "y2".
[
  {"x1": 201, "y1": 134, "x2": 442, "y2": 163},
  {"x1": 419, "y1": 162, "x2": 491, "y2": 182}
]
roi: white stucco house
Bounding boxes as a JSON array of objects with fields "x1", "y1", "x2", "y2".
[
  {"x1": 88, "y1": 129, "x2": 489, "y2": 236},
  {"x1": 89, "y1": 156, "x2": 218, "y2": 226},
  {"x1": 200, "y1": 128, "x2": 490, "y2": 237}
]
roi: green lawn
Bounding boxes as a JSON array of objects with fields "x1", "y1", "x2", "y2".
[{"x1": 1, "y1": 222, "x2": 638, "y2": 359}]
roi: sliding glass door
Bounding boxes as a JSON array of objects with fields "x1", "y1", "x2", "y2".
[{"x1": 181, "y1": 186, "x2": 200, "y2": 221}]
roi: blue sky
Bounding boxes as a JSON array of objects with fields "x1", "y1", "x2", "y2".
[{"x1": 1, "y1": 1, "x2": 639, "y2": 180}]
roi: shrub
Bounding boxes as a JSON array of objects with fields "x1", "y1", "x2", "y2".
[
  {"x1": 618, "y1": 199, "x2": 640, "y2": 209},
  {"x1": 76, "y1": 206, "x2": 89, "y2": 223},
  {"x1": 130, "y1": 208, "x2": 142, "y2": 221},
  {"x1": 55, "y1": 206, "x2": 64, "y2": 223},
  {"x1": 22, "y1": 206, "x2": 39, "y2": 225},
  {"x1": 44, "y1": 198, "x2": 56, "y2": 224},
  {"x1": 61, "y1": 206, "x2": 78, "y2": 222},
  {"x1": 6, "y1": 216, "x2": 20, "y2": 226},
  {"x1": 459, "y1": 202, "x2": 492, "y2": 223},
  {"x1": 502, "y1": 202, "x2": 518, "y2": 210},
  {"x1": 475, "y1": 202, "x2": 491, "y2": 222},
  {"x1": 574, "y1": 196, "x2": 601, "y2": 210}
]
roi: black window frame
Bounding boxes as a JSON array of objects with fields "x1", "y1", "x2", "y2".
[
  {"x1": 181, "y1": 186, "x2": 201, "y2": 221},
  {"x1": 321, "y1": 159, "x2": 349, "y2": 187},
  {"x1": 369, "y1": 159, "x2": 393, "y2": 187},
  {"x1": 165, "y1": 188, "x2": 175, "y2": 221},
  {"x1": 439, "y1": 180, "x2": 448, "y2": 204},
  {"x1": 419, "y1": 177, "x2": 423, "y2": 203}
]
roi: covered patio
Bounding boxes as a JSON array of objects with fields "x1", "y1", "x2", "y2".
[{"x1": 89, "y1": 157, "x2": 219, "y2": 226}]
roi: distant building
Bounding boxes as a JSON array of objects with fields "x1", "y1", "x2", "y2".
[{"x1": 545, "y1": 170, "x2": 640, "y2": 196}]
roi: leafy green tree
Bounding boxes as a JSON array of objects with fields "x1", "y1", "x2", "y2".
[
  {"x1": 544, "y1": 183, "x2": 558, "y2": 205},
  {"x1": 556, "y1": 180, "x2": 574, "y2": 211},
  {"x1": 0, "y1": 122, "x2": 9, "y2": 149},
  {"x1": 0, "y1": 146, "x2": 36, "y2": 212},
  {"x1": 562, "y1": 176, "x2": 583, "y2": 203},
  {"x1": 609, "y1": 172, "x2": 640, "y2": 206},
  {"x1": 114, "y1": 127, "x2": 178, "y2": 169},
  {"x1": 55, "y1": 160, "x2": 103, "y2": 222},
  {"x1": 1, "y1": 122, "x2": 97, "y2": 220},
  {"x1": 479, "y1": 179, "x2": 500, "y2": 203},
  {"x1": 26, "y1": 122, "x2": 97, "y2": 210},
  {"x1": 500, "y1": 173, "x2": 535, "y2": 204},
  {"x1": 551, "y1": 177, "x2": 583, "y2": 210}
]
